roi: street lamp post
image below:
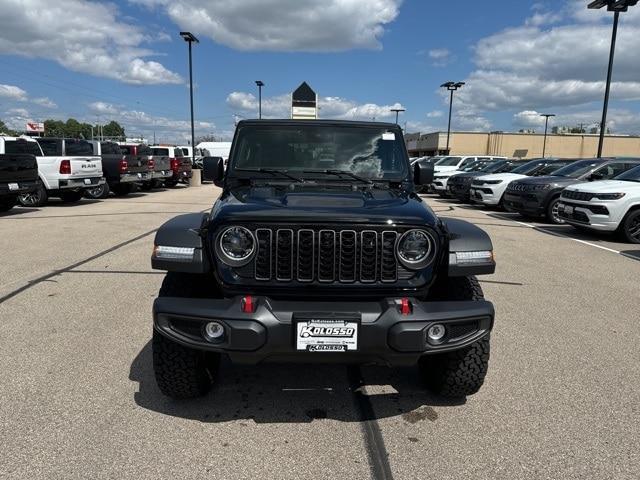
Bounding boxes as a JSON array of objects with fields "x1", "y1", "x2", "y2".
[
  {"x1": 441, "y1": 82, "x2": 465, "y2": 154},
  {"x1": 587, "y1": 0, "x2": 638, "y2": 157},
  {"x1": 180, "y1": 31, "x2": 199, "y2": 164},
  {"x1": 255, "y1": 81, "x2": 264, "y2": 119},
  {"x1": 390, "y1": 108, "x2": 405, "y2": 125},
  {"x1": 540, "y1": 114, "x2": 555, "y2": 157}
]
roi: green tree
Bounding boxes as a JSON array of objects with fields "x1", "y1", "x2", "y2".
[
  {"x1": 44, "y1": 119, "x2": 66, "y2": 137},
  {"x1": 102, "y1": 121, "x2": 125, "y2": 139},
  {"x1": 0, "y1": 119, "x2": 17, "y2": 136}
]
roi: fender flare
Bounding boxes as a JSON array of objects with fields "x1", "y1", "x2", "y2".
[
  {"x1": 151, "y1": 213, "x2": 211, "y2": 273},
  {"x1": 442, "y1": 218, "x2": 496, "y2": 276}
]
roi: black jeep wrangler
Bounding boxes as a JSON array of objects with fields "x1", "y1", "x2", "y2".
[{"x1": 150, "y1": 120, "x2": 496, "y2": 399}]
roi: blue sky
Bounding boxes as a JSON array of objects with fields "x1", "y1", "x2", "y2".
[{"x1": 1, "y1": 0, "x2": 640, "y2": 142}]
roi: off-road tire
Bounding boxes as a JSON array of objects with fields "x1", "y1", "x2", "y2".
[
  {"x1": 60, "y1": 190, "x2": 84, "y2": 203},
  {"x1": 18, "y1": 180, "x2": 48, "y2": 207},
  {"x1": 153, "y1": 272, "x2": 222, "y2": 399},
  {"x1": 621, "y1": 208, "x2": 640, "y2": 244},
  {"x1": 421, "y1": 276, "x2": 490, "y2": 398},
  {"x1": 140, "y1": 181, "x2": 153, "y2": 191},
  {"x1": 0, "y1": 197, "x2": 17, "y2": 212},
  {"x1": 85, "y1": 182, "x2": 110, "y2": 199}
]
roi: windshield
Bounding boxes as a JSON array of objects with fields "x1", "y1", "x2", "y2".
[
  {"x1": 537, "y1": 161, "x2": 572, "y2": 175},
  {"x1": 510, "y1": 160, "x2": 546, "y2": 175},
  {"x1": 151, "y1": 148, "x2": 169, "y2": 156},
  {"x1": 4, "y1": 140, "x2": 42, "y2": 156},
  {"x1": 463, "y1": 161, "x2": 491, "y2": 172},
  {"x1": 482, "y1": 160, "x2": 510, "y2": 174},
  {"x1": 231, "y1": 125, "x2": 408, "y2": 180},
  {"x1": 615, "y1": 165, "x2": 640, "y2": 182},
  {"x1": 65, "y1": 139, "x2": 93, "y2": 156},
  {"x1": 435, "y1": 156, "x2": 463, "y2": 167},
  {"x1": 551, "y1": 160, "x2": 604, "y2": 178}
]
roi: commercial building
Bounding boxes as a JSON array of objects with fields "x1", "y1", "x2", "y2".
[{"x1": 405, "y1": 131, "x2": 640, "y2": 159}]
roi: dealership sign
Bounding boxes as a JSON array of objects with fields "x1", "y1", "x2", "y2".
[
  {"x1": 26, "y1": 122, "x2": 45, "y2": 133},
  {"x1": 291, "y1": 82, "x2": 317, "y2": 120}
]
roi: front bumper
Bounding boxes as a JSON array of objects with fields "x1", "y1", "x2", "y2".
[
  {"x1": 0, "y1": 180, "x2": 38, "y2": 196},
  {"x1": 449, "y1": 183, "x2": 472, "y2": 201},
  {"x1": 470, "y1": 187, "x2": 500, "y2": 206},
  {"x1": 557, "y1": 201, "x2": 619, "y2": 231},
  {"x1": 503, "y1": 192, "x2": 546, "y2": 216},
  {"x1": 153, "y1": 296, "x2": 494, "y2": 366},
  {"x1": 58, "y1": 177, "x2": 105, "y2": 189}
]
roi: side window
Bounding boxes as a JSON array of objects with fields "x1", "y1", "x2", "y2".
[
  {"x1": 37, "y1": 139, "x2": 61, "y2": 156},
  {"x1": 460, "y1": 157, "x2": 475, "y2": 167},
  {"x1": 596, "y1": 163, "x2": 627, "y2": 180}
]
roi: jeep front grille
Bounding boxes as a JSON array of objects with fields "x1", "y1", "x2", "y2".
[{"x1": 252, "y1": 227, "x2": 404, "y2": 283}]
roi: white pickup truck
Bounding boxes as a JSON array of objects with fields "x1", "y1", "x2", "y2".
[{"x1": 0, "y1": 137, "x2": 105, "y2": 206}]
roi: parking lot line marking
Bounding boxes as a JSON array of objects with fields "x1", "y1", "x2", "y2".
[
  {"x1": 0, "y1": 228, "x2": 158, "y2": 305},
  {"x1": 475, "y1": 210, "x2": 623, "y2": 255}
]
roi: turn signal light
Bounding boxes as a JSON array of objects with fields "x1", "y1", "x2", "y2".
[
  {"x1": 119, "y1": 159, "x2": 128, "y2": 173},
  {"x1": 59, "y1": 160, "x2": 71, "y2": 174},
  {"x1": 148, "y1": 159, "x2": 155, "y2": 170}
]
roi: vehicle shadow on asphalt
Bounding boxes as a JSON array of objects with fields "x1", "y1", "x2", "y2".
[
  {"x1": 0, "y1": 207, "x2": 40, "y2": 217},
  {"x1": 129, "y1": 342, "x2": 464, "y2": 424}
]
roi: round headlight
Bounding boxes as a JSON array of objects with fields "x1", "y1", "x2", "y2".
[
  {"x1": 217, "y1": 226, "x2": 255, "y2": 266},
  {"x1": 397, "y1": 229, "x2": 434, "y2": 269}
]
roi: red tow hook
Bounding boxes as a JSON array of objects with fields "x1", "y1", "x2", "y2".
[
  {"x1": 241, "y1": 296, "x2": 255, "y2": 313},
  {"x1": 400, "y1": 297, "x2": 412, "y2": 315}
]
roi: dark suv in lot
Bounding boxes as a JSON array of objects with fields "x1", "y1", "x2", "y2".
[
  {"x1": 150, "y1": 120, "x2": 497, "y2": 400},
  {"x1": 504, "y1": 158, "x2": 640, "y2": 224},
  {"x1": 448, "y1": 159, "x2": 526, "y2": 202}
]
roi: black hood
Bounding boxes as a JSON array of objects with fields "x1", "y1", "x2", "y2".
[
  {"x1": 513, "y1": 175, "x2": 585, "y2": 188},
  {"x1": 209, "y1": 185, "x2": 438, "y2": 226}
]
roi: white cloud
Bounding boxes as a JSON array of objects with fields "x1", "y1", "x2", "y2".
[
  {"x1": 426, "y1": 110, "x2": 443, "y2": 118},
  {"x1": 451, "y1": 0, "x2": 640, "y2": 132},
  {"x1": 32, "y1": 97, "x2": 57, "y2": 109},
  {"x1": 88, "y1": 102, "x2": 120, "y2": 115},
  {"x1": 0, "y1": 0, "x2": 182, "y2": 85},
  {"x1": 132, "y1": 0, "x2": 402, "y2": 51},
  {"x1": 513, "y1": 108, "x2": 640, "y2": 135},
  {"x1": 3, "y1": 107, "x2": 32, "y2": 130},
  {"x1": 0, "y1": 84, "x2": 27, "y2": 101},
  {"x1": 427, "y1": 48, "x2": 452, "y2": 66},
  {"x1": 226, "y1": 91, "x2": 405, "y2": 121}
]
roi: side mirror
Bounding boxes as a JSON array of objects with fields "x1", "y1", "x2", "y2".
[
  {"x1": 203, "y1": 156, "x2": 225, "y2": 186},
  {"x1": 414, "y1": 162, "x2": 434, "y2": 186},
  {"x1": 589, "y1": 172, "x2": 604, "y2": 181}
]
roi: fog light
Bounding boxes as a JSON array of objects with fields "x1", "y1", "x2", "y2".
[
  {"x1": 427, "y1": 324, "x2": 446, "y2": 344},
  {"x1": 203, "y1": 321, "x2": 225, "y2": 342}
]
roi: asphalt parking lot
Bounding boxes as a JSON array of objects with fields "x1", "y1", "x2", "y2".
[{"x1": 1, "y1": 186, "x2": 639, "y2": 480}]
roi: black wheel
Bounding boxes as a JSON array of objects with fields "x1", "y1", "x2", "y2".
[
  {"x1": 112, "y1": 184, "x2": 133, "y2": 196},
  {"x1": 18, "y1": 181, "x2": 48, "y2": 207},
  {"x1": 140, "y1": 181, "x2": 153, "y2": 191},
  {"x1": 164, "y1": 179, "x2": 178, "y2": 188},
  {"x1": 421, "y1": 276, "x2": 490, "y2": 398},
  {"x1": 621, "y1": 209, "x2": 640, "y2": 244},
  {"x1": 0, "y1": 197, "x2": 17, "y2": 212},
  {"x1": 152, "y1": 272, "x2": 222, "y2": 399},
  {"x1": 59, "y1": 190, "x2": 84, "y2": 203},
  {"x1": 85, "y1": 182, "x2": 110, "y2": 199},
  {"x1": 546, "y1": 197, "x2": 565, "y2": 224},
  {"x1": 151, "y1": 179, "x2": 164, "y2": 189}
]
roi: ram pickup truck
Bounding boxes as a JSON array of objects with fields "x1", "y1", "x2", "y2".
[
  {"x1": 557, "y1": 164, "x2": 640, "y2": 243},
  {"x1": 504, "y1": 158, "x2": 640, "y2": 224},
  {"x1": 113, "y1": 144, "x2": 155, "y2": 195},
  {"x1": 0, "y1": 137, "x2": 40, "y2": 212},
  {"x1": 150, "y1": 146, "x2": 192, "y2": 187},
  {"x1": 150, "y1": 120, "x2": 497, "y2": 400},
  {"x1": 11, "y1": 137, "x2": 105, "y2": 206},
  {"x1": 83, "y1": 141, "x2": 151, "y2": 198}
]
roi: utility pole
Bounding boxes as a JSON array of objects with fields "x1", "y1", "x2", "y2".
[
  {"x1": 441, "y1": 82, "x2": 465, "y2": 154},
  {"x1": 180, "y1": 31, "x2": 199, "y2": 164},
  {"x1": 540, "y1": 113, "x2": 555, "y2": 158}
]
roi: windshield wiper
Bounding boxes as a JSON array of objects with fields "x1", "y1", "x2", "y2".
[
  {"x1": 301, "y1": 169, "x2": 374, "y2": 185},
  {"x1": 235, "y1": 167, "x2": 304, "y2": 183}
]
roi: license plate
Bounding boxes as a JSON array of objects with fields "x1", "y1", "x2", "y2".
[
  {"x1": 296, "y1": 319, "x2": 358, "y2": 352},
  {"x1": 8, "y1": 183, "x2": 19, "y2": 191},
  {"x1": 564, "y1": 205, "x2": 574, "y2": 215},
  {"x1": 84, "y1": 178, "x2": 91, "y2": 185}
]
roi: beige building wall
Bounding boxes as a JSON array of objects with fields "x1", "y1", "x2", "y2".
[{"x1": 406, "y1": 131, "x2": 640, "y2": 159}]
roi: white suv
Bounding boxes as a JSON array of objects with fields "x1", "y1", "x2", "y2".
[
  {"x1": 558, "y1": 164, "x2": 640, "y2": 243},
  {"x1": 432, "y1": 157, "x2": 505, "y2": 196}
]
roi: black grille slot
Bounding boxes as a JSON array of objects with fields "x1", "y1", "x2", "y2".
[
  {"x1": 380, "y1": 232, "x2": 398, "y2": 282},
  {"x1": 339, "y1": 231, "x2": 357, "y2": 282},
  {"x1": 360, "y1": 231, "x2": 377, "y2": 282},
  {"x1": 255, "y1": 229, "x2": 272, "y2": 280},
  {"x1": 562, "y1": 190, "x2": 595, "y2": 201},
  {"x1": 447, "y1": 321, "x2": 479, "y2": 341},
  {"x1": 318, "y1": 230, "x2": 336, "y2": 282},
  {"x1": 276, "y1": 230, "x2": 293, "y2": 281},
  {"x1": 297, "y1": 230, "x2": 315, "y2": 282}
]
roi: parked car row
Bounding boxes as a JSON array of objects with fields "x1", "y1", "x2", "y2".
[
  {"x1": 419, "y1": 155, "x2": 640, "y2": 244},
  {"x1": 0, "y1": 136, "x2": 193, "y2": 212}
]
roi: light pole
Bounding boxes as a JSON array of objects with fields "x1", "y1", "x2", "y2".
[
  {"x1": 180, "y1": 31, "x2": 199, "y2": 163},
  {"x1": 540, "y1": 114, "x2": 555, "y2": 157},
  {"x1": 441, "y1": 82, "x2": 465, "y2": 154},
  {"x1": 391, "y1": 108, "x2": 405, "y2": 125},
  {"x1": 588, "y1": 0, "x2": 638, "y2": 157},
  {"x1": 255, "y1": 81, "x2": 264, "y2": 119}
]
